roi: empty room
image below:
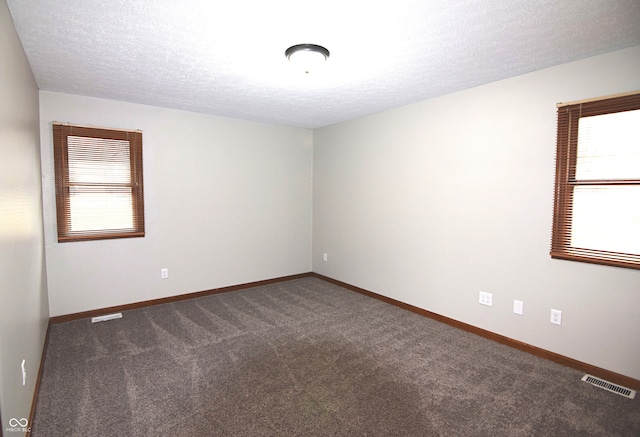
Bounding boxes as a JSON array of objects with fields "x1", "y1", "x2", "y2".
[{"x1": 1, "y1": 0, "x2": 639, "y2": 435}]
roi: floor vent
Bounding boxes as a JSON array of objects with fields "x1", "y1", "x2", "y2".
[
  {"x1": 91, "y1": 313, "x2": 123, "y2": 323},
  {"x1": 582, "y1": 374, "x2": 636, "y2": 399}
]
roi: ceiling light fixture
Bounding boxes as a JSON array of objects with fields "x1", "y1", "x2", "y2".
[{"x1": 285, "y1": 44, "x2": 330, "y2": 74}]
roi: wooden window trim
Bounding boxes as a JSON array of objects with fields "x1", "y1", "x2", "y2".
[
  {"x1": 52, "y1": 123, "x2": 145, "y2": 242},
  {"x1": 551, "y1": 92, "x2": 640, "y2": 269}
]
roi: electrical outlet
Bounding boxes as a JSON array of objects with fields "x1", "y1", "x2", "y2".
[
  {"x1": 513, "y1": 300, "x2": 524, "y2": 315},
  {"x1": 479, "y1": 291, "x2": 493, "y2": 306},
  {"x1": 323, "y1": 253, "x2": 328, "y2": 262},
  {"x1": 161, "y1": 268, "x2": 168, "y2": 279},
  {"x1": 551, "y1": 309, "x2": 562, "y2": 325},
  {"x1": 22, "y1": 359, "x2": 26, "y2": 386}
]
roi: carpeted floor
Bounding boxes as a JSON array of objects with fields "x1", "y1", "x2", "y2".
[{"x1": 32, "y1": 277, "x2": 640, "y2": 436}]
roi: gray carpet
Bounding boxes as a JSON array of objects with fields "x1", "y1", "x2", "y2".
[{"x1": 32, "y1": 277, "x2": 640, "y2": 436}]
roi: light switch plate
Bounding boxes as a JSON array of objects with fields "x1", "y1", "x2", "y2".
[{"x1": 513, "y1": 300, "x2": 523, "y2": 315}]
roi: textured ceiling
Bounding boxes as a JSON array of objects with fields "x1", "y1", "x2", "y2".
[{"x1": 7, "y1": 0, "x2": 640, "y2": 129}]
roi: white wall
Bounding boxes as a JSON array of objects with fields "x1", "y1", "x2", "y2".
[
  {"x1": 0, "y1": 1, "x2": 49, "y2": 432},
  {"x1": 40, "y1": 92, "x2": 313, "y2": 317},
  {"x1": 313, "y1": 46, "x2": 640, "y2": 380}
]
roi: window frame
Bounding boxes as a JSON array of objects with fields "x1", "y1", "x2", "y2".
[
  {"x1": 52, "y1": 123, "x2": 145, "y2": 242},
  {"x1": 551, "y1": 92, "x2": 640, "y2": 270}
]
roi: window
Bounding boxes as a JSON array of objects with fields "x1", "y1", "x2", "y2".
[
  {"x1": 52, "y1": 123, "x2": 145, "y2": 242},
  {"x1": 551, "y1": 92, "x2": 640, "y2": 269}
]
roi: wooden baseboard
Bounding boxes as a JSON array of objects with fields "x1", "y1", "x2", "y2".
[
  {"x1": 49, "y1": 272, "x2": 314, "y2": 324},
  {"x1": 310, "y1": 272, "x2": 640, "y2": 391},
  {"x1": 26, "y1": 321, "x2": 51, "y2": 437},
  {"x1": 44, "y1": 271, "x2": 640, "y2": 391}
]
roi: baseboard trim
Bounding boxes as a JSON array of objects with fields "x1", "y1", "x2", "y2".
[
  {"x1": 26, "y1": 321, "x2": 51, "y2": 437},
  {"x1": 45, "y1": 270, "x2": 640, "y2": 391},
  {"x1": 311, "y1": 272, "x2": 640, "y2": 391},
  {"x1": 49, "y1": 272, "x2": 313, "y2": 324}
]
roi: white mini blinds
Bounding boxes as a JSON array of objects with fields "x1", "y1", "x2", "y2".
[{"x1": 53, "y1": 123, "x2": 145, "y2": 242}]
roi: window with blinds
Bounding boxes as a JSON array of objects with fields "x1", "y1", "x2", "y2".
[
  {"x1": 551, "y1": 92, "x2": 640, "y2": 269},
  {"x1": 52, "y1": 123, "x2": 145, "y2": 242}
]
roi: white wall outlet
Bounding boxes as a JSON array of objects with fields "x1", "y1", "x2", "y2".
[
  {"x1": 479, "y1": 291, "x2": 493, "y2": 306},
  {"x1": 161, "y1": 268, "x2": 168, "y2": 279},
  {"x1": 513, "y1": 300, "x2": 524, "y2": 315},
  {"x1": 323, "y1": 253, "x2": 328, "y2": 262},
  {"x1": 21, "y1": 359, "x2": 26, "y2": 386},
  {"x1": 551, "y1": 309, "x2": 562, "y2": 325}
]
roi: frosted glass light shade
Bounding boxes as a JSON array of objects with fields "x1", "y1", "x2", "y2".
[{"x1": 285, "y1": 44, "x2": 330, "y2": 73}]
